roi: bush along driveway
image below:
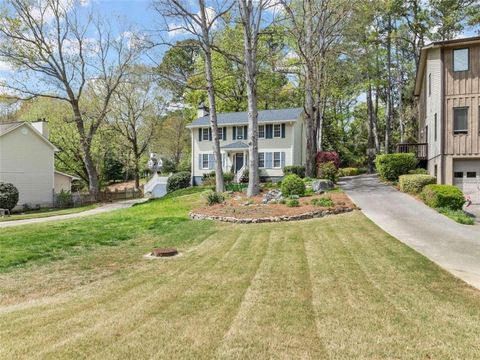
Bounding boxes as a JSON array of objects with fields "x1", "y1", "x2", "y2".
[{"x1": 340, "y1": 174, "x2": 480, "y2": 290}]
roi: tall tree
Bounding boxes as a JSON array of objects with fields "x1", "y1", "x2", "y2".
[
  {"x1": 0, "y1": 0, "x2": 144, "y2": 196},
  {"x1": 155, "y1": 0, "x2": 234, "y2": 192}
]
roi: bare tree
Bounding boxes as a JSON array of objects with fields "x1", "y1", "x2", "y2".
[
  {"x1": 0, "y1": 0, "x2": 145, "y2": 196},
  {"x1": 280, "y1": 0, "x2": 351, "y2": 177},
  {"x1": 154, "y1": 0, "x2": 234, "y2": 192},
  {"x1": 110, "y1": 70, "x2": 162, "y2": 189}
]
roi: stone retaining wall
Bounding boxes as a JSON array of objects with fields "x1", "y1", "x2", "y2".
[{"x1": 189, "y1": 207, "x2": 355, "y2": 224}]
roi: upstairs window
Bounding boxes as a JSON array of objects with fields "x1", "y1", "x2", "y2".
[
  {"x1": 258, "y1": 125, "x2": 265, "y2": 138},
  {"x1": 453, "y1": 48, "x2": 469, "y2": 72},
  {"x1": 273, "y1": 124, "x2": 281, "y2": 138},
  {"x1": 202, "y1": 128, "x2": 209, "y2": 141},
  {"x1": 217, "y1": 127, "x2": 223, "y2": 140},
  {"x1": 453, "y1": 107, "x2": 468, "y2": 134}
]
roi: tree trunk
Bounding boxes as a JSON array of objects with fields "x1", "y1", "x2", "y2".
[
  {"x1": 199, "y1": 0, "x2": 224, "y2": 192},
  {"x1": 385, "y1": 15, "x2": 392, "y2": 153},
  {"x1": 367, "y1": 82, "x2": 375, "y2": 174}
]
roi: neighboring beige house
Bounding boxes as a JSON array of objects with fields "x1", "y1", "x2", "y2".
[
  {"x1": 414, "y1": 36, "x2": 480, "y2": 203},
  {"x1": 0, "y1": 120, "x2": 77, "y2": 209},
  {"x1": 187, "y1": 107, "x2": 306, "y2": 185}
]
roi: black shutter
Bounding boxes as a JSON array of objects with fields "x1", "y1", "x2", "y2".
[
  {"x1": 198, "y1": 128, "x2": 202, "y2": 142},
  {"x1": 244, "y1": 126, "x2": 248, "y2": 139},
  {"x1": 281, "y1": 123, "x2": 286, "y2": 138},
  {"x1": 266, "y1": 124, "x2": 273, "y2": 139},
  {"x1": 223, "y1": 127, "x2": 227, "y2": 141},
  {"x1": 233, "y1": 127, "x2": 236, "y2": 140},
  {"x1": 208, "y1": 127, "x2": 212, "y2": 141}
]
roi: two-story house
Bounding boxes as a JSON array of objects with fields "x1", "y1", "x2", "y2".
[
  {"x1": 415, "y1": 36, "x2": 480, "y2": 203},
  {"x1": 187, "y1": 107, "x2": 306, "y2": 185}
]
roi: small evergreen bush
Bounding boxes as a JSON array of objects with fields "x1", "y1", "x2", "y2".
[
  {"x1": 286, "y1": 198, "x2": 299, "y2": 207},
  {"x1": 399, "y1": 174, "x2": 436, "y2": 194},
  {"x1": 55, "y1": 190, "x2": 74, "y2": 208},
  {"x1": 283, "y1": 165, "x2": 305, "y2": 178},
  {"x1": 0, "y1": 182, "x2": 19, "y2": 211},
  {"x1": 167, "y1": 171, "x2": 191, "y2": 193},
  {"x1": 317, "y1": 161, "x2": 339, "y2": 183},
  {"x1": 338, "y1": 167, "x2": 360, "y2": 177},
  {"x1": 311, "y1": 197, "x2": 334, "y2": 207},
  {"x1": 281, "y1": 174, "x2": 306, "y2": 197},
  {"x1": 375, "y1": 153, "x2": 417, "y2": 181},
  {"x1": 421, "y1": 184, "x2": 465, "y2": 210},
  {"x1": 203, "y1": 191, "x2": 225, "y2": 206}
]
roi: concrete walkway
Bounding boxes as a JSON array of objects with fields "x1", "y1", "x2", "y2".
[
  {"x1": 0, "y1": 198, "x2": 148, "y2": 229},
  {"x1": 340, "y1": 174, "x2": 480, "y2": 290}
]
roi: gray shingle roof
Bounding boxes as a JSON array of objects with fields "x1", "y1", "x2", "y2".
[
  {"x1": 221, "y1": 141, "x2": 248, "y2": 149},
  {"x1": 188, "y1": 107, "x2": 303, "y2": 128}
]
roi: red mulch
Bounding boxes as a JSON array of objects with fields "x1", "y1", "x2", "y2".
[{"x1": 193, "y1": 192, "x2": 355, "y2": 219}]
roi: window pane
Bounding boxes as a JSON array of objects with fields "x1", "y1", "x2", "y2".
[
  {"x1": 258, "y1": 153, "x2": 265, "y2": 168},
  {"x1": 217, "y1": 128, "x2": 223, "y2": 139},
  {"x1": 202, "y1": 128, "x2": 209, "y2": 140},
  {"x1": 454, "y1": 108, "x2": 468, "y2": 133},
  {"x1": 454, "y1": 172, "x2": 463, "y2": 178},
  {"x1": 453, "y1": 48, "x2": 469, "y2": 71},
  {"x1": 202, "y1": 154, "x2": 209, "y2": 169},
  {"x1": 274, "y1": 124, "x2": 281, "y2": 137},
  {"x1": 258, "y1": 125, "x2": 265, "y2": 138},
  {"x1": 467, "y1": 172, "x2": 476, "y2": 178},
  {"x1": 273, "y1": 152, "x2": 281, "y2": 167}
]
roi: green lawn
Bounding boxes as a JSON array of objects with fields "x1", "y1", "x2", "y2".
[
  {"x1": 1, "y1": 188, "x2": 480, "y2": 359},
  {"x1": 0, "y1": 204, "x2": 97, "y2": 222}
]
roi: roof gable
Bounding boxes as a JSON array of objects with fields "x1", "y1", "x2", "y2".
[{"x1": 0, "y1": 122, "x2": 59, "y2": 151}]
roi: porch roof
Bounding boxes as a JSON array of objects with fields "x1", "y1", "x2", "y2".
[{"x1": 221, "y1": 141, "x2": 248, "y2": 151}]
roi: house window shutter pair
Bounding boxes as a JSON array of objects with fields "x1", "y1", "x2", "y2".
[
  {"x1": 281, "y1": 124, "x2": 286, "y2": 138},
  {"x1": 266, "y1": 124, "x2": 273, "y2": 139}
]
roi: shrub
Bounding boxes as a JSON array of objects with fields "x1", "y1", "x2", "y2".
[
  {"x1": 438, "y1": 207, "x2": 475, "y2": 225},
  {"x1": 398, "y1": 174, "x2": 437, "y2": 194},
  {"x1": 317, "y1": 161, "x2": 339, "y2": 183},
  {"x1": 303, "y1": 176, "x2": 314, "y2": 184},
  {"x1": 0, "y1": 182, "x2": 19, "y2": 211},
  {"x1": 167, "y1": 171, "x2": 191, "y2": 193},
  {"x1": 286, "y1": 198, "x2": 299, "y2": 207},
  {"x1": 55, "y1": 190, "x2": 73, "y2": 208},
  {"x1": 421, "y1": 184, "x2": 465, "y2": 210},
  {"x1": 375, "y1": 153, "x2": 418, "y2": 181},
  {"x1": 338, "y1": 167, "x2": 360, "y2": 177},
  {"x1": 283, "y1": 165, "x2": 305, "y2": 178},
  {"x1": 281, "y1": 174, "x2": 306, "y2": 197},
  {"x1": 226, "y1": 183, "x2": 247, "y2": 192},
  {"x1": 203, "y1": 191, "x2": 225, "y2": 206},
  {"x1": 202, "y1": 171, "x2": 234, "y2": 186},
  {"x1": 239, "y1": 168, "x2": 249, "y2": 183},
  {"x1": 316, "y1": 151, "x2": 340, "y2": 168},
  {"x1": 311, "y1": 197, "x2": 334, "y2": 207},
  {"x1": 408, "y1": 168, "x2": 429, "y2": 175}
]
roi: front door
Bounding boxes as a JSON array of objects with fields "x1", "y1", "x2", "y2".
[{"x1": 235, "y1": 153, "x2": 244, "y2": 173}]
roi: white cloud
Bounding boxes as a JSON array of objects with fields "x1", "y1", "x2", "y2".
[{"x1": 0, "y1": 61, "x2": 12, "y2": 72}]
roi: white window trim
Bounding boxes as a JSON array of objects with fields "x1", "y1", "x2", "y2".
[
  {"x1": 273, "y1": 124, "x2": 281, "y2": 138},
  {"x1": 273, "y1": 151, "x2": 281, "y2": 168},
  {"x1": 202, "y1": 128, "x2": 209, "y2": 141},
  {"x1": 201, "y1": 154, "x2": 209, "y2": 169},
  {"x1": 259, "y1": 152, "x2": 265, "y2": 168},
  {"x1": 218, "y1": 127, "x2": 223, "y2": 140},
  {"x1": 258, "y1": 125, "x2": 265, "y2": 138}
]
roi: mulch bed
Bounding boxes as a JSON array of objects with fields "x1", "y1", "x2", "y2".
[{"x1": 190, "y1": 192, "x2": 357, "y2": 223}]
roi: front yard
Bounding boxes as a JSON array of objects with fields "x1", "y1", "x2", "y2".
[{"x1": 1, "y1": 188, "x2": 480, "y2": 358}]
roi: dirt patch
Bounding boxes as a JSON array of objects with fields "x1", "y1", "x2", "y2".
[{"x1": 190, "y1": 192, "x2": 356, "y2": 223}]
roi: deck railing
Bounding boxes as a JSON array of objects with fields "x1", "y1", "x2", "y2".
[{"x1": 396, "y1": 143, "x2": 428, "y2": 160}]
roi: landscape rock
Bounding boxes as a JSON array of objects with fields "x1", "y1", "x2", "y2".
[
  {"x1": 262, "y1": 189, "x2": 283, "y2": 204},
  {"x1": 312, "y1": 180, "x2": 334, "y2": 193}
]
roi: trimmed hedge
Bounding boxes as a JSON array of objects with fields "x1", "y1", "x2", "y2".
[
  {"x1": 408, "y1": 168, "x2": 429, "y2": 175},
  {"x1": 167, "y1": 171, "x2": 191, "y2": 193},
  {"x1": 421, "y1": 184, "x2": 465, "y2": 211},
  {"x1": 338, "y1": 167, "x2": 360, "y2": 177},
  {"x1": 0, "y1": 182, "x2": 19, "y2": 211},
  {"x1": 399, "y1": 174, "x2": 436, "y2": 194},
  {"x1": 281, "y1": 174, "x2": 306, "y2": 197},
  {"x1": 283, "y1": 165, "x2": 305, "y2": 178},
  {"x1": 375, "y1": 153, "x2": 418, "y2": 181}
]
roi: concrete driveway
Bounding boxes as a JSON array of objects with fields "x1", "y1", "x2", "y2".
[
  {"x1": 340, "y1": 174, "x2": 480, "y2": 290},
  {"x1": 0, "y1": 198, "x2": 148, "y2": 229}
]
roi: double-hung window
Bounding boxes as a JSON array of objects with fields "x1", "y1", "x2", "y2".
[
  {"x1": 202, "y1": 154, "x2": 209, "y2": 169},
  {"x1": 453, "y1": 48, "x2": 469, "y2": 72},
  {"x1": 217, "y1": 127, "x2": 223, "y2": 140},
  {"x1": 273, "y1": 124, "x2": 281, "y2": 138},
  {"x1": 202, "y1": 128, "x2": 209, "y2": 141},
  {"x1": 453, "y1": 107, "x2": 468, "y2": 134},
  {"x1": 258, "y1": 152, "x2": 265, "y2": 168},
  {"x1": 273, "y1": 152, "x2": 281, "y2": 168},
  {"x1": 258, "y1": 125, "x2": 265, "y2": 138}
]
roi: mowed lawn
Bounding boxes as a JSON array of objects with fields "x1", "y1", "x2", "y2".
[{"x1": 1, "y1": 190, "x2": 480, "y2": 359}]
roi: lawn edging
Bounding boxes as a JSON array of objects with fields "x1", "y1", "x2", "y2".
[{"x1": 189, "y1": 207, "x2": 356, "y2": 224}]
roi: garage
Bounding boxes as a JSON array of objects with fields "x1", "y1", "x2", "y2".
[{"x1": 453, "y1": 160, "x2": 480, "y2": 204}]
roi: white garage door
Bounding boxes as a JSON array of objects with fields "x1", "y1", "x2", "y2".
[{"x1": 453, "y1": 160, "x2": 480, "y2": 204}]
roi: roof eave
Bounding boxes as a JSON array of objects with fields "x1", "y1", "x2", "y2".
[{"x1": 187, "y1": 119, "x2": 297, "y2": 129}]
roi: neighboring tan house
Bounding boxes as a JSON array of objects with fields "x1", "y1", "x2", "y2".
[
  {"x1": 0, "y1": 120, "x2": 78, "y2": 209},
  {"x1": 187, "y1": 107, "x2": 306, "y2": 185},
  {"x1": 413, "y1": 36, "x2": 480, "y2": 203}
]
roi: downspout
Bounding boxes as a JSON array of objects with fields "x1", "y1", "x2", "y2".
[
  {"x1": 440, "y1": 47, "x2": 445, "y2": 184},
  {"x1": 191, "y1": 128, "x2": 195, "y2": 186}
]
